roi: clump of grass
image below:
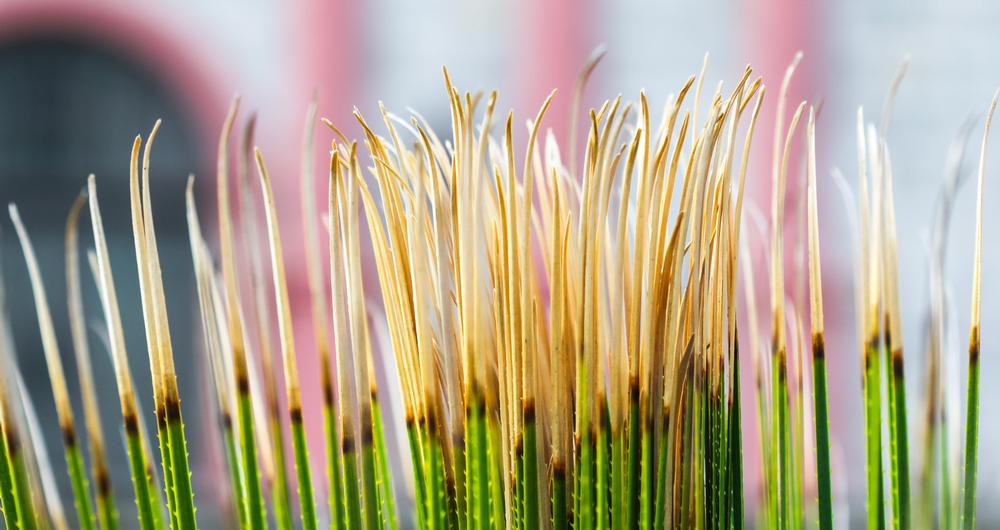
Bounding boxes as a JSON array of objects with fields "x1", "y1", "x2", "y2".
[
  {"x1": 0, "y1": 51, "x2": 996, "y2": 530},
  {"x1": 66, "y1": 192, "x2": 119, "y2": 530},
  {"x1": 88, "y1": 173, "x2": 164, "y2": 530},
  {"x1": 10, "y1": 202, "x2": 98, "y2": 530},
  {"x1": 216, "y1": 98, "x2": 270, "y2": 530}
]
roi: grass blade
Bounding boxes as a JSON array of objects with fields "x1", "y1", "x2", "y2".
[
  {"x1": 328, "y1": 146, "x2": 366, "y2": 529},
  {"x1": 522, "y1": 406, "x2": 540, "y2": 530},
  {"x1": 373, "y1": 396, "x2": 398, "y2": 528},
  {"x1": 882, "y1": 138, "x2": 911, "y2": 530},
  {"x1": 234, "y1": 113, "x2": 297, "y2": 530},
  {"x1": 5, "y1": 419, "x2": 37, "y2": 530},
  {"x1": 86, "y1": 178, "x2": 160, "y2": 530},
  {"x1": 770, "y1": 72, "x2": 807, "y2": 526},
  {"x1": 9, "y1": 204, "x2": 97, "y2": 530},
  {"x1": 256, "y1": 148, "x2": 319, "y2": 530},
  {"x1": 326, "y1": 403, "x2": 347, "y2": 530},
  {"x1": 136, "y1": 121, "x2": 199, "y2": 529},
  {"x1": 216, "y1": 97, "x2": 267, "y2": 530},
  {"x1": 465, "y1": 396, "x2": 487, "y2": 530},
  {"x1": 338, "y1": 144, "x2": 386, "y2": 530},
  {"x1": 960, "y1": 87, "x2": 998, "y2": 530},
  {"x1": 805, "y1": 107, "x2": 833, "y2": 530},
  {"x1": 551, "y1": 462, "x2": 567, "y2": 530},
  {"x1": 300, "y1": 94, "x2": 345, "y2": 530},
  {"x1": 619, "y1": 391, "x2": 637, "y2": 528},
  {"x1": 185, "y1": 178, "x2": 249, "y2": 528},
  {"x1": 727, "y1": 339, "x2": 744, "y2": 529},
  {"x1": 0, "y1": 399, "x2": 17, "y2": 527},
  {"x1": 122, "y1": 125, "x2": 179, "y2": 530},
  {"x1": 611, "y1": 430, "x2": 625, "y2": 530},
  {"x1": 65, "y1": 194, "x2": 118, "y2": 530},
  {"x1": 0, "y1": 376, "x2": 30, "y2": 530}
]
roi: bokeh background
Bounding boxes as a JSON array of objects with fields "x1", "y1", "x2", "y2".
[{"x1": 0, "y1": 0, "x2": 999, "y2": 528}]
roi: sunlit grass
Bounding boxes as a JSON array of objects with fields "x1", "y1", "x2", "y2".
[{"x1": 0, "y1": 51, "x2": 995, "y2": 530}]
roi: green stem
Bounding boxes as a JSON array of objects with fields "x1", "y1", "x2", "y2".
[
  {"x1": 166, "y1": 410, "x2": 197, "y2": 529},
  {"x1": 64, "y1": 438, "x2": 97, "y2": 530},
  {"x1": 154, "y1": 410, "x2": 178, "y2": 530},
  {"x1": 639, "y1": 424, "x2": 652, "y2": 530},
  {"x1": 134, "y1": 409, "x2": 166, "y2": 530},
  {"x1": 625, "y1": 390, "x2": 640, "y2": 530},
  {"x1": 653, "y1": 408, "x2": 669, "y2": 530},
  {"x1": 465, "y1": 400, "x2": 485, "y2": 530},
  {"x1": 884, "y1": 342, "x2": 900, "y2": 530},
  {"x1": 445, "y1": 444, "x2": 461, "y2": 530},
  {"x1": 362, "y1": 426, "x2": 383, "y2": 530},
  {"x1": 729, "y1": 336, "x2": 744, "y2": 530},
  {"x1": 891, "y1": 355, "x2": 911, "y2": 530},
  {"x1": 93, "y1": 456, "x2": 118, "y2": 530},
  {"x1": 879, "y1": 462, "x2": 886, "y2": 530},
  {"x1": 146, "y1": 462, "x2": 170, "y2": 530},
  {"x1": 707, "y1": 390, "x2": 719, "y2": 530},
  {"x1": 125, "y1": 429, "x2": 157, "y2": 530},
  {"x1": 677, "y1": 379, "x2": 693, "y2": 529},
  {"x1": 960, "y1": 331, "x2": 980, "y2": 530},
  {"x1": 449, "y1": 442, "x2": 465, "y2": 530},
  {"x1": 728, "y1": 392, "x2": 743, "y2": 530},
  {"x1": 373, "y1": 400, "x2": 398, "y2": 530},
  {"x1": 237, "y1": 391, "x2": 266, "y2": 530},
  {"x1": 812, "y1": 348, "x2": 833, "y2": 530},
  {"x1": 465, "y1": 402, "x2": 482, "y2": 530},
  {"x1": 774, "y1": 360, "x2": 789, "y2": 530},
  {"x1": 9, "y1": 440, "x2": 37, "y2": 530},
  {"x1": 146, "y1": 460, "x2": 166, "y2": 530},
  {"x1": 863, "y1": 344, "x2": 884, "y2": 530},
  {"x1": 474, "y1": 407, "x2": 489, "y2": 530},
  {"x1": 693, "y1": 378, "x2": 704, "y2": 530},
  {"x1": 343, "y1": 444, "x2": 364, "y2": 529},
  {"x1": 406, "y1": 420, "x2": 427, "y2": 530},
  {"x1": 516, "y1": 436, "x2": 525, "y2": 530},
  {"x1": 595, "y1": 405, "x2": 610, "y2": 530},
  {"x1": 291, "y1": 414, "x2": 318, "y2": 530},
  {"x1": 0, "y1": 416, "x2": 18, "y2": 527},
  {"x1": 551, "y1": 464, "x2": 567, "y2": 530},
  {"x1": 271, "y1": 415, "x2": 293, "y2": 530},
  {"x1": 326, "y1": 405, "x2": 345, "y2": 530},
  {"x1": 221, "y1": 421, "x2": 246, "y2": 529},
  {"x1": 612, "y1": 430, "x2": 625, "y2": 530},
  {"x1": 523, "y1": 415, "x2": 539, "y2": 530},
  {"x1": 576, "y1": 431, "x2": 594, "y2": 530},
  {"x1": 723, "y1": 389, "x2": 732, "y2": 530},
  {"x1": 756, "y1": 372, "x2": 774, "y2": 529},
  {"x1": 792, "y1": 376, "x2": 804, "y2": 530},
  {"x1": 427, "y1": 433, "x2": 446, "y2": 530},
  {"x1": 486, "y1": 418, "x2": 505, "y2": 530}
]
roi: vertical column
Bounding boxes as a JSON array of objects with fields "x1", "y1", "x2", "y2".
[{"x1": 517, "y1": 0, "x2": 593, "y2": 146}]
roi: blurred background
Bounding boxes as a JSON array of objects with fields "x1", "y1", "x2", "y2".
[{"x1": 0, "y1": 0, "x2": 999, "y2": 528}]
